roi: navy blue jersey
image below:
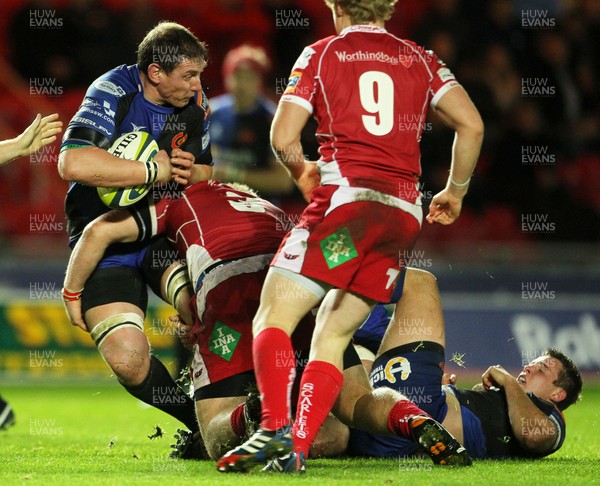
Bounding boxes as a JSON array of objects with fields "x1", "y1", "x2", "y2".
[
  {"x1": 208, "y1": 93, "x2": 275, "y2": 170},
  {"x1": 61, "y1": 64, "x2": 212, "y2": 244},
  {"x1": 454, "y1": 387, "x2": 566, "y2": 458}
]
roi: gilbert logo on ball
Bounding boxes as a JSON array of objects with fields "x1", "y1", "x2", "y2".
[{"x1": 97, "y1": 131, "x2": 159, "y2": 209}]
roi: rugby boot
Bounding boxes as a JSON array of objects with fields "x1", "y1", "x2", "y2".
[
  {"x1": 262, "y1": 451, "x2": 306, "y2": 473},
  {"x1": 409, "y1": 415, "x2": 472, "y2": 466},
  {"x1": 217, "y1": 425, "x2": 292, "y2": 472}
]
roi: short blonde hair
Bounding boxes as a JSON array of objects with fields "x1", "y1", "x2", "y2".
[{"x1": 324, "y1": 0, "x2": 398, "y2": 23}]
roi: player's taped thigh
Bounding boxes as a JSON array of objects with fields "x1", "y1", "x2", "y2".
[
  {"x1": 90, "y1": 312, "x2": 145, "y2": 348},
  {"x1": 164, "y1": 261, "x2": 191, "y2": 310},
  {"x1": 271, "y1": 266, "x2": 330, "y2": 300}
]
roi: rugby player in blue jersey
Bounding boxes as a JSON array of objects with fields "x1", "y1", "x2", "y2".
[
  {"x1": 58, "y1": 21, "x2": 212, "y2": 457},
  {"x1": 349, "y1": 269, "x2": 583, "y2": 460}
]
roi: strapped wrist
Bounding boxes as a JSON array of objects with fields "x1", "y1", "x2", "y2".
[
  {"x1": 144, "y1": 160, "x2": 159, "y2": 185},
  {"x1": 62, "y1": 287, "x2": 83, "y2": 302},
  {"x1": 449, "y1": 176, "x2": 471, "y2": 188}
]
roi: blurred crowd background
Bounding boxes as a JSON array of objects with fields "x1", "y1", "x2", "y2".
[{"x1": 0, "y1": 0, "x2": 599, "y2": 259}]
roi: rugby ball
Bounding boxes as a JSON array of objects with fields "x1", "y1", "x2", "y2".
[{"x1": 97, "y1": 131, "x2": 159, "y2": 209}]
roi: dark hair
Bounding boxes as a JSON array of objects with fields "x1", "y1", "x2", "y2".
[
  {"x1": 137, "y1": 21, "x2": 208, "y2": 75},
  {"x1": 544, "y1": 348, "x2": 583, "y2": 411}
]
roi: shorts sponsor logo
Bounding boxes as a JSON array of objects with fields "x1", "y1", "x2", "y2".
[
  {"x1": 320, "y1": 227, "x2": 358, "y2": 269},
  {"x1": 384, "y1": 357, "x2": 411, "y2": 383},
  {"x1": 208, "y1": 322, "x2": 241, "y2": 362},
  {"x1": 370, "y1": 356, "x2": 412, "y2": 385}
]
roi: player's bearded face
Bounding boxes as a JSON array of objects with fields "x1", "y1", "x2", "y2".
[{"x1": 158, "y1": 59, "x2": 204, "y2": 108}]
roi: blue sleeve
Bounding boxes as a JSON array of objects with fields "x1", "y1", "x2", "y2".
[
  {"x1": 528, "y1": 393, "x2": 567, "y2": 454},
  {"x1": 61, "y1": 66, "x2": 131, "y2": 150}
]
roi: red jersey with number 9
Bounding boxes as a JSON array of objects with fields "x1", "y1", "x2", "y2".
[{"x1": 280, "y1": 25, "x2": 460, "y2": 203}]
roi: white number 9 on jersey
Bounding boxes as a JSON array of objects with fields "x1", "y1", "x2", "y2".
[{"x1": 359, "y1": 71, "x2": 394, "y2": 136}]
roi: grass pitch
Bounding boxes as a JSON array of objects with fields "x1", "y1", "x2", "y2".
[{"x1": 0, "y1": 381, "x2": 598, "y2": 485}]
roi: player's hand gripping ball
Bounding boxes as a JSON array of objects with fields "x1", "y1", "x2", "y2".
[{"x1": 97, "y1": 131, "x2": 159, "y2": 208}]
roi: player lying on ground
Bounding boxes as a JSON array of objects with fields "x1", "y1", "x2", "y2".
[
  {"x1": 58, "y1": 22, "x2": 213, "y2": 448},
  {"x1": 348, "y1": 269, "x2": 583, "y2": 459},
  {"x1": 62, "y1": 180, "x2": 471, "y2": 467}
]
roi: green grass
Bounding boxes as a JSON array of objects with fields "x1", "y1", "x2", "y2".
[{"x1": 0, "y1": 382, "x2": 599, "y2": 485}]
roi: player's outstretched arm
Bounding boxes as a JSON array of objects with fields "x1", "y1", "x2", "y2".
[
  {"x1": 62, "y1": 211, "x2": 139, "y2": 330},
  {"x1": 481, "y1": 365, "x2": 557, "y2": 454},
  {"x1": 426, "y1": 87, "x2": 484, "y2": 225},
  {"x1": 0, "y1": 113, "x2": 62, "y2": 166}
]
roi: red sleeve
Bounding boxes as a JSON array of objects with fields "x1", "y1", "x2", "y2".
[
  {"x1": 279, "y1": 39, "x2": 331, "y2": 114},
  {"x1": 418, "y1": 46, "x2": 461, "y2": 108}
]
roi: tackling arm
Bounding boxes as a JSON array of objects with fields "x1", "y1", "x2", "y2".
[
  {"x1": 62, "y1": 211, "x2": 139, "y2": 330},
  {"x1": 482, "y1": 365, "x2": 558, "y2": 455}
]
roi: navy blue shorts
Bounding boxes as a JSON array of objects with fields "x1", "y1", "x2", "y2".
[{"x1": 348, "y1": 341, "x2": 446, "y2": 457}]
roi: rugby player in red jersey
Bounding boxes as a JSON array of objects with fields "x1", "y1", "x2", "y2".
[
  {"x1": 218, "y1": 0, "x2": 483, "y2": 473},
  {"x1": 62, "y1": 181, "x2": 469, "y2": 466}
]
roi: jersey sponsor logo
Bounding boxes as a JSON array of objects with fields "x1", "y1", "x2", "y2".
[
  {"x1": 437, "y1": 67, "x2": 456, "y2": 83},
  {"x1": 79, "y1": 107, "x2": 116, "y2": 126},
  {"x1": 335, "y1": 50, "x2": 399, "y2": 65},
  {"x1": 208, "y1": 322, "x2": 241, "y2": 362},
  {"x1": 399, "y1": 54, "x2": 413, "y2": 68},
  {"x1": 283, "y1": 252, "x2": 299, "y2": 260},
  {"x1": 370, "y1": 357, "x2": 412, "y2": 385},
  {"x1": 72, "y1": 116, "x2": 111, "y2": 136},
  {"x1": 103, "y1": 100, "x2": 115, "y2": 118},
  {"x1": 93, "y1": 80, "x2": 126, "y2": 97},
  {"x1": 284, "y1": 71, "x2": 302, "y2": 95},
  {"x1": 292, "y1": 46, "x2": 315, "y2": 71},
  {"x1": 319, "y1": 227, "x2": 358, "y2": 269},
  {"x1": 172, "y1": 132, "x2": 188, "y2": 149},
  {"x1": 81, "y1": 98, "x2": 101, "y2": 109},
  {"x1": 201, "y1": 131, "x2": 210, "y2": 151}
]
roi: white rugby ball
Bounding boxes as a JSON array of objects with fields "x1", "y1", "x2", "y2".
[{"x1": 97, "y1": 131, "x2": 159, "y2": 209}]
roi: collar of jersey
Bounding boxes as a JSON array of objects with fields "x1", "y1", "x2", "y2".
[{"x1": 340, "y1": 25, "x2": 387, "y2": 36}]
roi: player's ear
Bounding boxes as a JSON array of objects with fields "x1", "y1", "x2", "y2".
[
  {"x1": 334, "y1": 1, "x2": 344, "y2": 18},
  {"x1": 550, "y1": 387, "x2": 567, "y2": 405},
  {"x1": 147, "y1": 63, "x2": 163, "y2": 83}
]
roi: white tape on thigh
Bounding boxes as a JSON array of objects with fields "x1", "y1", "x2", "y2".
[
  {"x1": 164, "y1": 262, "x2": 191, "y2": 310},
  {"x1": 90, "y1": 312, "x2": 145, "y2": 347}
]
